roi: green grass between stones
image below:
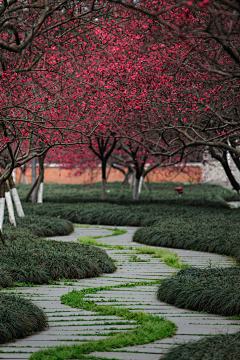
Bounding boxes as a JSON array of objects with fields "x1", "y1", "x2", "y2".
[
  {"x1": 77, "y1": 236, "x2": 130, "y2": 250},
  {"x1": 29, "y1": 282, "x2": 177, "y2": 360},
  {"x1": 0, "y1": 293, "x2": 48, "y2": 344},
  {"x1": 160, "y1": 331, "x2": 240, "y2": 360},
  {"x1": 136, "y1": 246, "x2": 188, "y2": 269},
  {"x1": 76, "y1": 228, "x2": 127, "y2": 246},
  {"x1": 157, "y1": 267, "x2": 240, "y2": 316},
  {"x1": 77, "y1": 235, "x2": 187, "y2": 270}
]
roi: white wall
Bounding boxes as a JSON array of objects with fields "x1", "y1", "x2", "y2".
[{"x1": 202, "y1": 152, "x2": 240, "y2": 189}]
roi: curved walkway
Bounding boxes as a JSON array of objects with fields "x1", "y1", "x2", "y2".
[{"x1": 0, "y1": 226, "x2": 239, "y2": 359}]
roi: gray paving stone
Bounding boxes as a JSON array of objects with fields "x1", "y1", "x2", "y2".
[
  {"x1": 0, "y1": 355, "x2": 31, "y2": 359},
  {"x1": 117, "y1": 344, "x2": 174, "y2": 353},
  {"x1": 48, "y1": 324, "x2": 137, "y2": 331},
  {"x1": 154, "y1": 335, "x2": 206, "y2": 343},
  {"x1": 91, "y1": 352, "x2": 164, "y2": 360},
  {"x1": 48, "y1": 318, "x2": 135, "y2": 323},
  {"x1": 2, "y1": 340, "x2": 88, "y2": 347},
  {"x1": 13, "y1": 334, "x2": 106, "y2": 341}
]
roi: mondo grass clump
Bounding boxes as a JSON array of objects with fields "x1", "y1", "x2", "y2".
[
  {"x1": 0, "y1": 216, "x2": 115, "y2": 288},
  {"x1": 0, "y1": 293, "x2": 48, "y2": 344},
  {"x1": 4, "y1": 214, "x2": 74, "y2": 237},
  {"x1": 132, "y1": 214, "x2": 240, "y2": 264},
  {"x1": 157, "y1": 267, "x2": 240, "y2": 316},
  {"x1": 0, "y1": 236, "x2": 116, "y2": 287},
  {"x1": 161, "y1": 331, "x2": 240, "y2": 360}
]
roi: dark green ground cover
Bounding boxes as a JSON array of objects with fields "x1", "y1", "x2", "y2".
[
  {"x1": 132, "y1": 215, "x2": 240, "y2": 263},
  {"x1": 17, "y1": 181, "x2": 237, "y2": 207},
  {"x1": 21, "y1": 198, "x2": 239, "y2": 228},
  {"x1": 0, "y1": 216, "x2": 115, "y2": 288},
  {"x1": 157, "y1": 267, "x2": 240, "y2": 316},
  {"x1": 0, "y1": 293, "x2": 48, "y2": 344},
  {"x1": 4, "y1": 214, "x2": 74, "y2": 237},
  {"x1": 161, "y1": 331, "x2": 240, "y2": 360}
]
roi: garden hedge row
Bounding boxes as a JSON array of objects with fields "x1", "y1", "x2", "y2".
[
  {"x1": 157, "y1": 267, "x2": 240, "y2": 316},
  {"x1": 161, "y1": 331, "x2": 240, "y2": 360},
  {"x1": 0, "y1": 293, "x2": 48, "y2": 344},
  {"x1": 17, "y1": 181, "x2": 236, "y2": 207},
  {"x1": 22, "y1": 200, "x2": 239, "y2": 227}
]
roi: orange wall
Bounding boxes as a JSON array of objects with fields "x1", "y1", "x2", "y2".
[{"x1": 15, "y1": 165, "x2": 202, "y2": 184}]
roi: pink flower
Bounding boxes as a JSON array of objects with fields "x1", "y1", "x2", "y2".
[{"x1": 199, "y1": 0, "x2": 210, "y2": 7}]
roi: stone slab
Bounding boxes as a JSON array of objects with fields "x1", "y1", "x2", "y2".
[
  {"x1": 91, "y1": 352, "x2": 164, "y2": 360},
  {"x1": 0, "y1": 355, "x2": 31, "y2": 359}
]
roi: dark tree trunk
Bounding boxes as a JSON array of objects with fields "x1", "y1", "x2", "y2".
[
  {"x1": 101, "y1": 161, "x2": 106, "y2": 201},
  {"x1": 210, "y1": 148, "x2": 240, "y2": 197},
  {"x1": 24, "y1": 176, "x2": 39, "y2": 202},
  {"x1": 37, "y1": 154, "x2": 45, "y2": 203},
  {"x1": 0, "y1": 183, "x2": 5, "y2": 233},
  {"x1": 146, "y1": 175, "x2": 152, "y2": 194}
]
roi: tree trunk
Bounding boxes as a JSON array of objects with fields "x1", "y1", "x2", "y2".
[
  {"x1": 220, "y1": 153, "x2": 240, "y2": 193},
  {"x1": 37, "y1": 155, "x2": 45, "y2": 203},
  {"x1": 106, "y1": 166, "x2": 112, "y2": 181},
  {"x1": 37, "y1": 182, "x2": 44, "y2": 203},
  {"x1": 121, "y1": 168, "x2": 130, "y2": 188},
  {"x1": 9, "y1": 175, "x2": 25, "y2": 217},
  {"x1": 5, "y1": 182, "x2": 16, "y2": 227},
  {"x1": 129, "y1": 173, "x2": 134, "y2": 190},
  {"x1": 101, "y1": 178, "x2": 106, "y2": 200},
  {"x1": 22, "y1": 166, "x2": 28, "y2": 184},
  {"x1": 0, "y1": 184, "x2": 5, "y2": 231},
  {"x1": 0, "y1": 229, "x2": 6, "y2": 245},
  {"x1": 146, "y1": 175, "x2": 152, "y2": 194},
  {"x1": 32, "y1": 175, "x2": 42, "y2": 204},
  {"x1": 133, "y1": 176, "x2": 140, "y2": 200},
  {"x1": 32, "y1": 157, "x2": 37, "y2": 203},
  {"x1": 210, "y1": 148, "x2": 240, "y2": 194},
  {"x1": 101, "y1": 161, "x2": 106, "y2": 200},
  {"x1": 138, "y1": 176, "x2": 144, "y2": 196},
  {"x1": 24, "y1": 176, "x2": 39, "y2": 202}
]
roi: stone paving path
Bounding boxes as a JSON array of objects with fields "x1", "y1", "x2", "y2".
[{"x1": 0, "y1": 226, "x2": 239, "y2": 360}]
